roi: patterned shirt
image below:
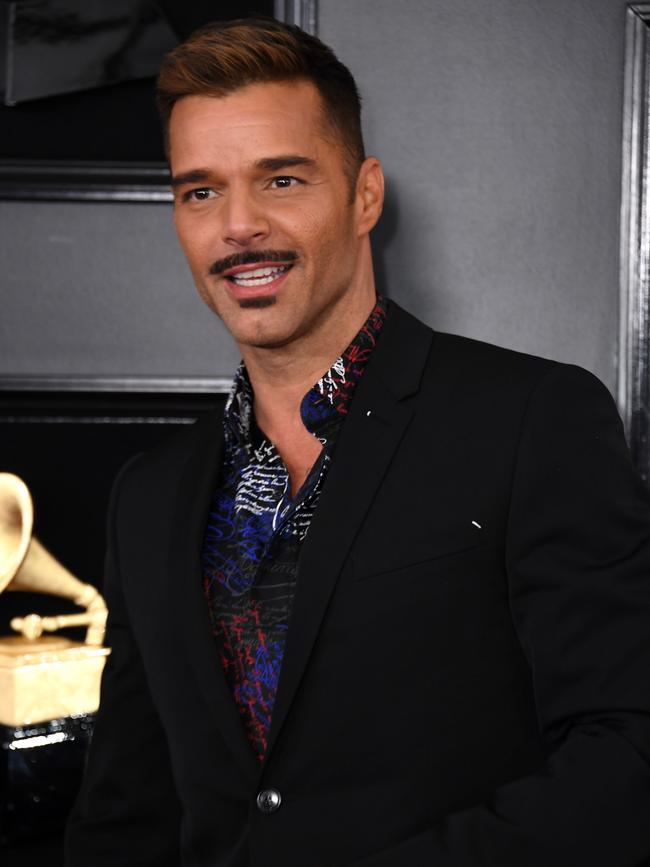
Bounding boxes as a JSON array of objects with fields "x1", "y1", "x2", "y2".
[{"x1": 201, "y1": 296, "x2": 387, "y2": 758}]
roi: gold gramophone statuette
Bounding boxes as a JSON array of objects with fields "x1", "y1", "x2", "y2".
[{"x1": 0, "y1": 472, "x2": 110, "y2": 727}]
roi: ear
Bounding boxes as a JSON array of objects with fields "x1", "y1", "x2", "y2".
[{"x1": 355, "y1": 157, "x2": 385, "y2": 236}]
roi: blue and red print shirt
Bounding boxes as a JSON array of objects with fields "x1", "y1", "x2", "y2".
[{"x1": 201, "y1": 296, "x2": 387, "y2": 757}]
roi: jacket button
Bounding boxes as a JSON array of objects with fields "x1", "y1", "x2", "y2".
[{"x1": 256, "y1": 788, "x2": 282, "y2": 814}]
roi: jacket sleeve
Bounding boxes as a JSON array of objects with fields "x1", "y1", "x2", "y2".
[
  {"x1": 65, "y1": 457, "x2": 182, "y2": 867},
  {"x1": 352, "y1": 364, "x2": 650, "y2": 867}
]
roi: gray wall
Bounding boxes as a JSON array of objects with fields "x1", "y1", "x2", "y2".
[
  {"x1": 321, "y1": 0, "x2": 626, "y2": 393},
  {"x1": 0, "y1": 0, "x2": 629, "y2": 392},
  {"x1": 0, "y1": 200, "x2": 238, "y2": 379}
]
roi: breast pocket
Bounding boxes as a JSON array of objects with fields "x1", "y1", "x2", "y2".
[{"x1": 352, "y1": 523, "x2": 483, "y2": 583}]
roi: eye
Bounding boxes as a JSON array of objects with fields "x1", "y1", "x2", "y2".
[
  {"x1": 269, "y1": 176, "x2": 301, "y2": 189},
  {"x1": 184, "y1": 188, "x2": 216, "y2": 202}
]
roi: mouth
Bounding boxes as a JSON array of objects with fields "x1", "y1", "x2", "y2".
[
  {"x1": 221, "y1": 260, "x2": 294, "y2": 303},
  {"x1": 224, "y1": 262, "x2": 293, "y2": 288}
]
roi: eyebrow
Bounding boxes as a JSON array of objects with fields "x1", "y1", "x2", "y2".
[
  {"x1": 170, "y1": 169, "x2": 211, "y2": 189},
  {"x1": 255, "y1": 155, "x2": 317, "y2": 171}
]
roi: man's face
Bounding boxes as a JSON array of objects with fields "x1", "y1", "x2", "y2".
[{"x1": 169, "y1": 80, "x2": 375, "y2": 350}]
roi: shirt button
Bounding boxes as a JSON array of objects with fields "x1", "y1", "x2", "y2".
[{"x1": 256, "y1": 788, "x2": 282, "y2": 814}]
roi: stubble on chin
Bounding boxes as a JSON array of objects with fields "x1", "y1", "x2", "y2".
[{"x1": 238, "y1": 295, "x2": 277, "y2": 310}]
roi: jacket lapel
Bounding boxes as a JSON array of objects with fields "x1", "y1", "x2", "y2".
[
  {"x1": 265, "y1": 302, "x2": 433, "y2": 761},
  {"x1": 166, "y1": 409, "x2": 261, "y2": 784}
]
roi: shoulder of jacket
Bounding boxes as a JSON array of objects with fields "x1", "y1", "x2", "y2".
[
  {"x1": 426, "y1": 329, "x2": 612, "y2": 396},
  {"x1": 430, "y1": 329, "x2": 556, "y2": 374}
]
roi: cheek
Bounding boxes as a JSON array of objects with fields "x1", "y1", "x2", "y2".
[
  {"x1": 290, "y1": 205, "x2": 351, "y2": 259},
  {"x1": 311, "y1": 211, "x2": 356, "y2": 267}
]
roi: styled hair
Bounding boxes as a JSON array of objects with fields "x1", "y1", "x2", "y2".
[{"x1": 156, "y1": 18, "x2": 365, "y2": 188}]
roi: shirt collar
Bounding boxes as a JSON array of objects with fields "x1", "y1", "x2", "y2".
[{"x1": 224, "y1": 294, "x2": 388, "y2": 449}]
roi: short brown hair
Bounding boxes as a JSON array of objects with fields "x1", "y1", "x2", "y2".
[{"x1": 156, "y1": 18, "x2": 365, "y2": 188}]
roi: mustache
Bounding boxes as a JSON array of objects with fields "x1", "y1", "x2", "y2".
[{"x1": 209, "y1": 249, "x2": 298, "y2": 276}]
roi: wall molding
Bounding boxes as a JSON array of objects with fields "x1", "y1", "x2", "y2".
[
  {"x1": 274, "y1": 0, "x2": 318, "y2": 35},
  {"x1": 0, "y1": 376, "x2": 232, "y2": 394},
  {"x1": 620, "y1": 3, "x2": 650, "y2": 480}
]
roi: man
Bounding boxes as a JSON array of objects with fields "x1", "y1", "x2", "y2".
[{"x1": 66, "y1": 18, "x2": 650, "y2": 867}]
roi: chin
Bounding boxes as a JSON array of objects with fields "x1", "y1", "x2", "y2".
[
  {"x1": 208, "y1": 291, "x2": 318, "y2": 351},
  {"x1": 234, "y1": 318, "x2": 303, "y2": 350},
  {"x1": 220, "y1": 302, "x2": 298, "y2": 349}
]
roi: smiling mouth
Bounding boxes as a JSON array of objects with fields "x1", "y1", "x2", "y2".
[{"x1": 226, "y1": 264, "x2": 293, "y2": 287}]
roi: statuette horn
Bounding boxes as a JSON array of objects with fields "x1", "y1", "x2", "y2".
[{"x1": 0, "y1": 472, "x2": 107, "y2": 645}]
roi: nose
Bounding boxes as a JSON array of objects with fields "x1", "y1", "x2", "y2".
[{"x1": 220, "y1": 188, "x2": 270, "y2": 248}]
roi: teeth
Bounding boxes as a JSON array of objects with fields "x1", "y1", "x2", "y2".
[{"x1": 230, "y1": 265, "x2": 288, "y2": 286}]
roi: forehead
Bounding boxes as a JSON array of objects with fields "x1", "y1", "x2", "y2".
[{"x1": 168, "y1": 80, "x2": 333, "y2": 169}]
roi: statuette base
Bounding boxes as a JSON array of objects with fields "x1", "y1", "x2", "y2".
[{"x1": 0, "y1": 636, "x2": 109, "y2": 726}]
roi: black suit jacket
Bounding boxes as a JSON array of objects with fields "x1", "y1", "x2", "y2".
[{"x1": 66, "y1": 301, "x2": 650, "y2": 867}]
